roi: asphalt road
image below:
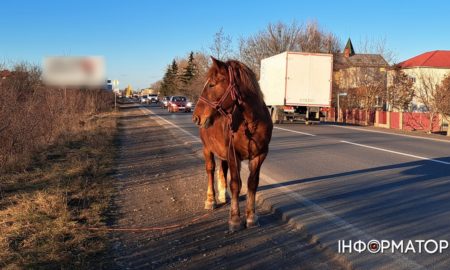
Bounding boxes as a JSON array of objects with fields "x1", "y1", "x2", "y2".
[{"x1": 142, "y1": 103, "x2": 450, "y2": 270}]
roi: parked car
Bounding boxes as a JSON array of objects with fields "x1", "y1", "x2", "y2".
[
  {"x1": 160, "y1": 96, "x2": 170, "y2": 108},
  {"x1": 148, "y1": 94, "x2": 159, "y2": 103},
  {"x1": 167, "y1": 96, "x2": 192, "y2": 112},
  {"x1": 140, "y1": 95, "x2": 148, "y2": 103}
]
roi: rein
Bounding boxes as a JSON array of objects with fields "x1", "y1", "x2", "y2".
[{"x1": 198, "y1": 66, "x2": 243, "y2": 165}]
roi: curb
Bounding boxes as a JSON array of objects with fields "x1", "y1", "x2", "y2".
[{"x1": 138, "y1": 105, "x2": 425, "y2": 270}]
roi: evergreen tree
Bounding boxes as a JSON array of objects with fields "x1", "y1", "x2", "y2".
[
  {"x1": 160, "y1": 59, "x2": 179, "y2": 96},
  {"x1": 180, "y1": 51, "x2": 196, "y2": 86},
  {"x1": 171, "y1": 59, "x2": 178, "y2": 78},
  {"x1": 159, "y1": 66, "x2": 171, "y2": 96}
]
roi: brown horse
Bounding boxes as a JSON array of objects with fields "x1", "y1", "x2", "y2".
[{"x1": 192, "y1": 57, "x2": 273, "y2": 232}]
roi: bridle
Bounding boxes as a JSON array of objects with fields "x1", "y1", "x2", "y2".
[
  {"x1": 198, "y1": 65, "x2": 242, "y2": 119},
  {"x1": 197, "y1": 65, "x2": 243, "y2": 164}
]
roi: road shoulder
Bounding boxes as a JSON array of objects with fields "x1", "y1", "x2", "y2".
[{"x1": 105, "y1": 104, "x2": 347, "y2": 270}]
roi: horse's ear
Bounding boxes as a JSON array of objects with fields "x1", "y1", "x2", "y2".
[{"x1": 211, "y1": 56, "x2": 227, "y2": 74}]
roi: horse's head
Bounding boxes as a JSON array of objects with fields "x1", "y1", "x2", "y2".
[{"x1": 193, "y1": 57, "x2": 236, "y2": 128}]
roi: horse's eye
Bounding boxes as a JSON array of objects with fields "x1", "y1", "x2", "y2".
[{"x1": 209, "y1": 83, "x2": 215, "y2": 88}]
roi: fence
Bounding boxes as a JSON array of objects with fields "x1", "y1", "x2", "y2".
[
  {"x1": 325, "y1": 108, "x2": 446, "y2": 133},
  {"x1": 402, "y1": 112, "x2": 441, "y2": 132},
  {"x1": 325, "y1": 108, "x2": 375, "y2": 126}
]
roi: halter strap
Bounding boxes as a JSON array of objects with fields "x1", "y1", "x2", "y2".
[
  {"x1": 198, "y1": 65, "x2": 240, "y2": 118},
  {"x1": 197, "y1": 65, "x2": 243, "y2": 165}
]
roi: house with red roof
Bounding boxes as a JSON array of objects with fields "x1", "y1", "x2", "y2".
[
  {"x1": 395, "y1": 50, "x2": 450, "y2": 111},
  {"x1": 398, "y1": 50, "x2": 450, "y2": 69}
]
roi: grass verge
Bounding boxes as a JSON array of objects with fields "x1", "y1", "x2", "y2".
[{"x1": 0, "y1": 112, "x2": 117, "y2": 269}]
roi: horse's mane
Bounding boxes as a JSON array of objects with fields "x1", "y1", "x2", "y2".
[{"x1": 227, "y1": 60, "x2": 264, "y2": 105}]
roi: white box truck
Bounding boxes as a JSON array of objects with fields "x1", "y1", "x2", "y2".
[{"x1": 259, "y1": 52, "x2": 333, "y2": 124}]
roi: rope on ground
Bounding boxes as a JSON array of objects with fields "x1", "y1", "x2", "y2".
[{"x1": 80, "y1": 212, "x2": 212, "y2": 232}]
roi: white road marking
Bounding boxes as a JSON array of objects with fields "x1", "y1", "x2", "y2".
[
  {"x1": 139, "y1": 105, "x2": 423, "y2": 268},
  {"x1": 274, "y1": 126, "x2": 316, "y2": 136},
  {"x1": 140, "y1": 107, "x2": 201, "y2": 143},
  {"x1": 341, "y1": 140, "x2": 450, "y2": 165},
  {"x1": 258, "y1": 171, "x2": 423, "y2": 270},
  {"x1": 331, "y1": 124, "x2": 450, "y2": 144}
]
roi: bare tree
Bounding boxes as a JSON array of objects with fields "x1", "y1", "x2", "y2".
[
  {"x1": 358, "y1": 36, "x2": 397, "y2": 64},
  {"x1": 238, "y1": 21, "x2": 302, "y2": 75},
  {"x1": 334, "y1": 66, "x2": 387, "y2": 111},
  {"x1": 387, "y1": 67, "x2": 414, "y2": 111},
  {"x1": 357, "y1": 67, "x2": 388, "y2": 110},
  {"x1": 209, "y1": 27, "x2": 233, "y2": 61},
  {"x1": 415, "y1": 71, "x2": 443, "y2": 133},
  {"x1": 436, "y1": 75, "x2": 450, "y2": 135},
  {"x1": 150, "y1": 80, "x2": 162, "y2": 93},
  {"x1": 239, "y1": 20, "x2": 340, "y2": 77},
  {"x1": 298, "y1": 21, "x2": 341, "y2": 54}
]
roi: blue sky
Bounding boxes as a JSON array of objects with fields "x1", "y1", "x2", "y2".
[{"x1": 1, "y1": 0, "x2": 449, "y2": 89}]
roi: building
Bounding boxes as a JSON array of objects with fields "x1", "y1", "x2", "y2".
[
  {"x1": 395, "y1": 50, "x2": 450, "y2": 111},
  {"x1": 140, "y1": 88, "x2": 157, "y2": 96},
  {"x1": 1, "y1": 70, "x2": 12, "y2": 80},
  {"x1": 333, "y1": 38, "x2": 389, "y2": 109}
]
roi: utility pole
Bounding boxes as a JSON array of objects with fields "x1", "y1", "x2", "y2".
[
  {"x1": 337, "y1": 92, "x2": 339, "y2": 122},
  {"x1": 337, "y1": 92, "x2": 348, "y2": 122}
]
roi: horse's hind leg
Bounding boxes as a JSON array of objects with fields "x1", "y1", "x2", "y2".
[
  {"x1": 203, "y1": 148, "x2": 217, "y2": 210},
  {"x1": 246, "y1": 153, "x2": 267, "y2": 228},
  {"x1": 228, "y1": 157, "x2": 243, "y2": 232},
  {"x1": 218, "y1": 160, "x2": 230, "y2": 204}
]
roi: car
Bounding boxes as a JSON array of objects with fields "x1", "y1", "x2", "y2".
[
  {"x1": 160, "y1": 96, "x2": 170, "y2": 108},
  {"x1": 148, "y1": 94, "x2": 159, "y2": 103},
  {"x1": 140, "y1": 95, "x2": 148, "y2": 103},
  {"x1": 167, "y1": 96, "x2": 192, "y2": 112}
]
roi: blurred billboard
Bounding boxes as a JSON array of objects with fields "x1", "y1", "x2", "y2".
[{"x1": 43, "y1": 56, "x2": 105, "y2": 87}]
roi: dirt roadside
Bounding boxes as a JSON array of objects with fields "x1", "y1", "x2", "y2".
[{"x1": 104, "y1": 104, "x2": 348, "y2": 270}]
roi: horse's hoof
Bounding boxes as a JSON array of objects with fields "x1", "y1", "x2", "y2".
[
  {"x1": 247, "y1": 219, "x2": 259, "y2": 228},
  {"x1": 228, "y1": 220, "x2": 244, "y2": 232},
  {"x1": 204, "y1": 200, "x2": 217, "y2": 210},
  {"x1": 246, "y1": 214, "x2": 259, "y2": 228},
  {"x1": 218, "y1": 194, "x2": 230, "y2": 204}
]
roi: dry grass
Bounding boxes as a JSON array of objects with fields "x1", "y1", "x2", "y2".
[
  {"x1": 0, "y1": 63, "x2": 114, "y2": 173},
  {"x1": 0, "y1": 112, "x2": 117, "y2": 269}
]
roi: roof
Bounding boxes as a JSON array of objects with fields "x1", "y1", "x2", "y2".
[
  {"x1": 0, "y1": 70, "x2": 11, "y2": 78},
  {"x1": 334, "y1": 53, "x2": 389, "y2": 70},
  {"x1": 398, "y1": 50, "x2": 450, "y2": 68},
  {"x1": 344, "y1": 38, "x2": 355, "y2": 56}
]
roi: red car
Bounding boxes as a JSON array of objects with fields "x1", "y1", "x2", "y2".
[{"x1": 167, "y1": 96, "x2": 192, "y2": 112}]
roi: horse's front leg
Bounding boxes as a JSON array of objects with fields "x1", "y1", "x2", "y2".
[
  {"x1": 228, "y1": 155, "x2": 243, "y2": 232},
  {"x1": 218, "y1": 160, "x2": 230, "y2": 204},
  {"x1": 246, "y1": 153, "x2": 267, "y2": 228},
  {"x1": 203, "y1": 148, "x2": 216, "y2": 210}
]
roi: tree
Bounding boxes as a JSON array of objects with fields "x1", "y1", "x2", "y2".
[
  {"x1": 150, "y1": 80, "x2": 162, "y2": 93},
  {"x1": 180, "y1": 51, "x2": 197, "y2": 87},
  {"x1": 387, "y1": 68, "x2": 414, "y2": 111},
  {"x1": 239, "y1": 21, "x2": 302, "y2": 75},
  {"x1": 415, "y1": 71, "x2": 443, "y2": 133},
  {"x1": 160, "y1": 59, "x2": 179, "y2": 96},
  {"x1": 436, "y1": 75, "x2": 450, "y2": 136},
  {"x1": 358, "y1": 36, "x2": 397, "y2": 64},
  {"x1": 125, "y1": 84, "x2": 133, "y2": 97},
  {"x1": 298, "y1": 21, "x2": 341, "y2": 54},
  {"x1": 210, "y1": 27, "x2": 233, "y2": 61},
  {"x1": 239, "y1": 20, "x2": 340, "y2": 76}
]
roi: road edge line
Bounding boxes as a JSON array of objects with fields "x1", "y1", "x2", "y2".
[{"x1": 140, "y1": 106, "x2": 424, "y2": 270}]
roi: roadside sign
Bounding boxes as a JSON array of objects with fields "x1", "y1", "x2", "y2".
[{"x1": 43, "y1": 56, "x2": 105, "y2": 87}]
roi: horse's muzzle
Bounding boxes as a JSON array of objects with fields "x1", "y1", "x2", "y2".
[
  {"x1": 193, "y1": 115, "x2": 211, "y2": 128},
  {"x1": 192, "y1": 115, "x2": 200, "y2": 126}
]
